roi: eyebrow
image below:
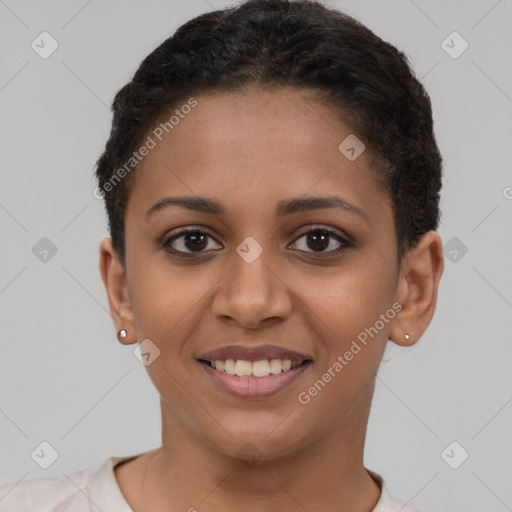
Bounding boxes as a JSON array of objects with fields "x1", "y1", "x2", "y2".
[{"x1": 145, "y1": 195, "x2": 370, "y2": 225}]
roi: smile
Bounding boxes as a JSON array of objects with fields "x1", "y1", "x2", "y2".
[{"x1": 198, "y1": 358, "x2": 312, "y2": 398}]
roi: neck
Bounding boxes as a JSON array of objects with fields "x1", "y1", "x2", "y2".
[{"x1": 140, "y1": 393, "x2": 381, "y2": 512}]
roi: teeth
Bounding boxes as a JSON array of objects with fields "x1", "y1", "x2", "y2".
[
  {"x1": 234, "y1": 360, "x2": 252, "y2": 376},
  {"x1": 252, "y1": 360, "x2": 270, "y2": 377},
  {"x1": 224, "y1": 359, "x2": 236, "y2": 375},
  {"x1": 269, "y1": 358, "x2": 282, "y2": 374},
  {"x1": 210, "y1": 358, "x2": 301, "y2": 377}
]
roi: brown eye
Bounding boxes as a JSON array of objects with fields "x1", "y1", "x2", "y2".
[
  {"x1": 305, "y1": 230, "x2": 330, "y2": 252},
  {"x1": 162, "y1": 228, "x2": 222, "y2": 254},
  {"x1": 290, "y1": 226, "x2": 353, "y2": 256}
]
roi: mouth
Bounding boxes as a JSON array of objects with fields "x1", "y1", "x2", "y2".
[{"x1": 196, "y1": 345, "x2": 313, "y2": 398}]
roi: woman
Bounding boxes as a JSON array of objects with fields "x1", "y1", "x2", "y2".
[{"x1": 0, "y1": 0, "x2": 444, "y2": 510}]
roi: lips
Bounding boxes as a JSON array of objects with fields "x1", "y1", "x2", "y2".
[
  {"x1": 198, "y1": 344, "x2": 311, "y2": 363},
  {"x1": 197, "y1": 344, "x2": 313, "y2": 398}
]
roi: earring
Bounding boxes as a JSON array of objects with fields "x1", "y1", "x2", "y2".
[
  {"x1": 404, "y1": 330, "x2": 413, "y2": 341},
  {"x1": 117, "y1": 328, "x2": 128, "y2": 342}
]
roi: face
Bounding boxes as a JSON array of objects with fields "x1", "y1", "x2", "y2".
[{"x1": 112, "y1": 87, "x2": 409, "y2": 459}]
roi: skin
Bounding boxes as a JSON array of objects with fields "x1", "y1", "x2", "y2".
[{"x1": 99, "y1": 87, "x2": 444, "y2": 512}]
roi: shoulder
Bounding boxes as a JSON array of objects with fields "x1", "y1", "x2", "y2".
[
  {"x1": 0, "y1": 455, "x2": 137, "y2": 512},
  {"x1": 0, "y1": 469, "x2": 92, "y2": 512}
]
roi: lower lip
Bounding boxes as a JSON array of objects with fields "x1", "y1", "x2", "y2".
[{"x1": 199, "y1": 361, "x2": 312, "y2": 399}]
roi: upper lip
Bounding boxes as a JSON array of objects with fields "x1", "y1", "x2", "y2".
[{"x1": 198, "y1": 344, "x2": 312, "y2": 362}]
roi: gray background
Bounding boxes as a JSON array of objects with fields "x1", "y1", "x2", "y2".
[{"x1": 0, "y1": 1, "x2": 511, "y2": 511}]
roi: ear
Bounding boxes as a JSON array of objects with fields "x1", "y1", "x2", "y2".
[
  {"x1": 389, "y1": 231, "x2": 444, "y2": 347},
  {"x1": 99, "y1": 237, "x2": 137, "y2": 345}
]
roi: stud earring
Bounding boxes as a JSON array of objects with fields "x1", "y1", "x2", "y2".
[
  {"x1": 117, "y1": 329, "x2": 128, "y2": 342},
  {"x1": 404, "y1": 330, "x2": 414, "y2": 341}
]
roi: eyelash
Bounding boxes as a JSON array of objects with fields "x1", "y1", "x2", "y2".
[{"x1": 160, "y1": 225, "x2": 354, "y2": 259}]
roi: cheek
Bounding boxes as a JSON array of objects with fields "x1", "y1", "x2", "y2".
[
  {"x1": 126, "y1": 266, "x2": 208, "y2": 404},
  {"x1": 295, "y1": 256, "x2": 398, "y2": 411},
  {"x1": 128, "y1": 262, "x2": 218, "y2": 353},
  {"x1": 306, "y1": 259, "x2": 397, "y2": 340},
  {"x1": 294, "y1": 269, "x2": 396, "y2": 424}
]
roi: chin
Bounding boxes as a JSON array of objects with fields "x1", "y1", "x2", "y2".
[{"x1": 205, "y1": 422, "x2": 309, "y2": 463}]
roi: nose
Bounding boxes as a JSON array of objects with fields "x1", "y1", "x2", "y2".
[{"x1": 212, "y1": 249, "x2": 292, "y2": 329}]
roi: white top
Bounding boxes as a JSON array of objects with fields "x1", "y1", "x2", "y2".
[{"x1": 0, "y1": 454, "x2": 425, "y2": 511}]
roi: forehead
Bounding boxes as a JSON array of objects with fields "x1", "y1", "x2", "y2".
[
  {"x1": 155, "y1": 87, "x2": 355, "y2": 166},
  {"x1": 127, "y1": 87, "x2": 391, "y2": 221}
]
